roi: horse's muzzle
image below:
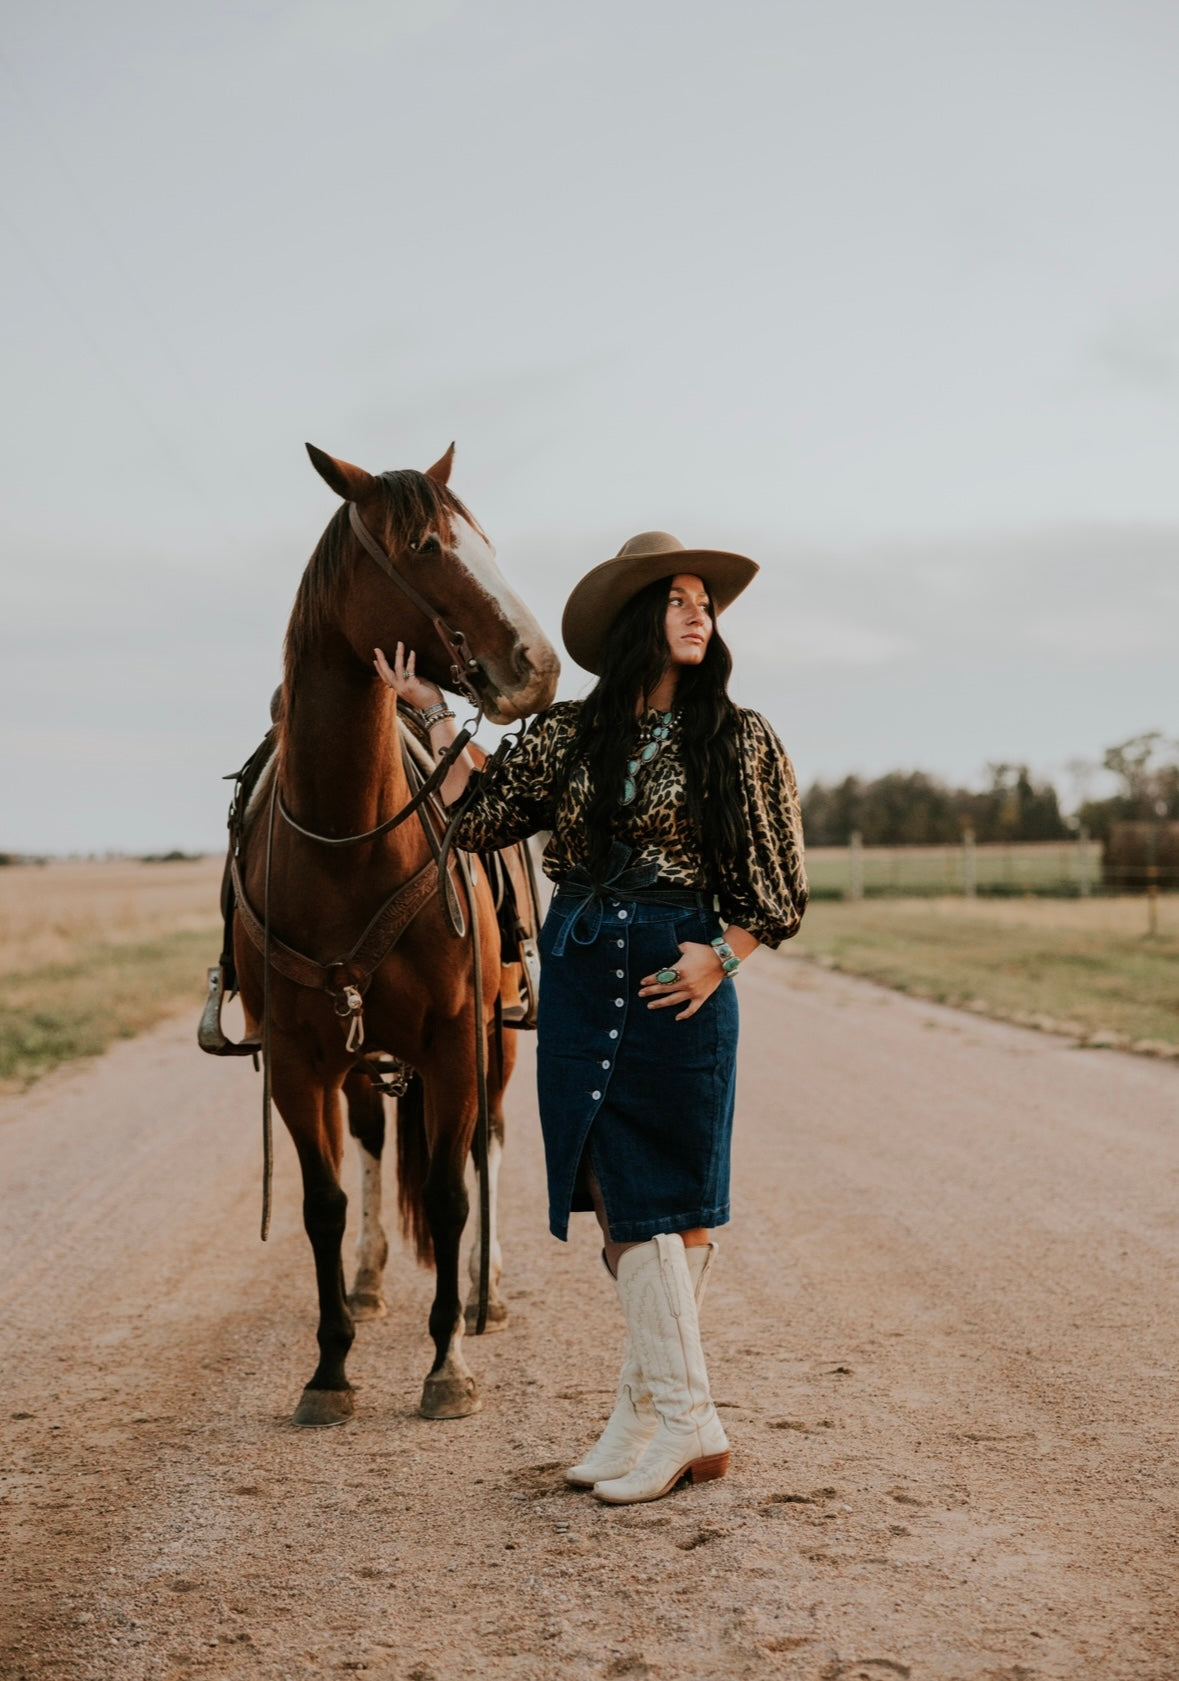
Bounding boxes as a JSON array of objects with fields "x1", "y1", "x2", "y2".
[{"x1": 477, "y1": 641, "x2": 560, "y2": 724}]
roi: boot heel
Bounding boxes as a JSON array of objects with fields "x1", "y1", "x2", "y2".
[{"x1": 688, "y1": 1450, "x2": 730, "y2": 1484}]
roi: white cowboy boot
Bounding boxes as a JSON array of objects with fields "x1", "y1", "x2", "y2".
[
  {"x1": 565, "y1": 1242, "x2": 717, "y2": 1488},
  {"x1": 593, "y1": 1233, "x2": 729, "y2": 1505}
]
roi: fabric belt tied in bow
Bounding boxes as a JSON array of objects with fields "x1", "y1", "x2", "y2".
[{"x1": 550, "y1": 842, "x2": 660, "y2": 955}]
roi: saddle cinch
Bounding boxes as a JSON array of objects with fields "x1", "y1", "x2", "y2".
[{"x1": 198, "y1": 719, "x2": 542, "y2": 1062}]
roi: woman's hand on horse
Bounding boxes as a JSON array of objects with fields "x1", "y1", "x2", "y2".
[
  {"x1": 638, "y1": 942, "x2": 724, "y2": 1021},
  {"x1": 373, "y1": 643, "x2": 444, "y2": 711}
]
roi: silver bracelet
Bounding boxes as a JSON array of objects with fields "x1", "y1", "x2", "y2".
[
  {"x1": 710, "y1": 935, "x2": 741, "y2": 976},
  {"x1": 420, "y1": 701, "x2": 455, "y2": 728}
]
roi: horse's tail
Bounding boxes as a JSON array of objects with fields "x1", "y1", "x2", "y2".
[{"x1": 395, "y1": 1072, "x2": 434, "y2": 1267}]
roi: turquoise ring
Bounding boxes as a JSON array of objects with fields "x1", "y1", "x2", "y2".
[{"x1": 655, "y1": 967, "x2": 680, "y2": 985}]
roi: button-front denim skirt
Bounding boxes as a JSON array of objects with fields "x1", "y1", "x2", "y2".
[{"x1": 536, "y1": 887, "x2": 739, "y2": 1243}]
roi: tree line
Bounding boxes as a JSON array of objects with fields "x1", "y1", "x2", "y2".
[{"x1": 802, "y1": 732, "x2": 1179, "y2": 848}]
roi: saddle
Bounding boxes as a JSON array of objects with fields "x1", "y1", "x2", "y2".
[{"x1": 197, "y1": 720, "x2": 541, "y2": 1060}]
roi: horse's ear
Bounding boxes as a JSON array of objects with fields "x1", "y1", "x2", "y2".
[
  {"x1": 305, "y1": 443, "x2": 378, "y2": 502},
  {"x1": 424, "y1": 442, "x2": 455, "y2": 486}
]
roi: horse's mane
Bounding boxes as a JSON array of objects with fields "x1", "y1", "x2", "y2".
[{"x1": 280, "y1": 470, "x2": 477, "y2": 712}]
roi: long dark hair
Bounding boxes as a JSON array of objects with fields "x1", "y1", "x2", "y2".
[{"x1": 566, "y1": 576, "x2": 743, "y2": 882}]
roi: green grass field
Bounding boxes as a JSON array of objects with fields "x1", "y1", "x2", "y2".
[
  {"x1": 2, "y1": 861, "x2": 1176, "y2": 1088},
  {"x1": 785, "y1": 895, "x2": 1179, "y2": 1054},
  {"x1": 0, "y1": 859, "x2": 223, "y2": 1089},
  {"x1": 0, "y1": 930, "x2": 221, "y2": 1088},
  {"x1": 804, "y1": 839, "x2": 1102, "y2": 898}
]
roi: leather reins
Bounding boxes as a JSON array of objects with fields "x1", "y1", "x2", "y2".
[{"x1": 277, "y1": 726, "x2": 475, "y2": 854}]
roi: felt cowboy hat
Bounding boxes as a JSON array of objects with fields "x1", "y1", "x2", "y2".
[{"x1": 561, "y1": 531, "x2": 759, "y2": 675}]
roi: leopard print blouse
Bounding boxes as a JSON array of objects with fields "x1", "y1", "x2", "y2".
[{"x1": 454, "y1": 700, "x2": 807, "y2": 948}]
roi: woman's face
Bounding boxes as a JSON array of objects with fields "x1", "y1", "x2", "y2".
[{"x1": 664, "y1": 573, "x2": 713, "y2": 668}]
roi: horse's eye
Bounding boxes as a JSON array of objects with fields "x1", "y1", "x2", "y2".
[{"x1": 417, "y1": 534, "x2": 442, "y2": 556}]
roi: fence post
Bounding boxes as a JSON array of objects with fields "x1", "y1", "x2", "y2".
[
  {"x1": 1077, "y1": 824, "x2": 1091, "y2": 897},
  {"x1": 1147, "y1": 822, "x2": 1159, "y2": 937},
  {"x1": 848, "y1": 830, "x2": 864, "y2": 901},
  {"x1": 962, "y1": 826, "x2": 977, "y2": 898}
]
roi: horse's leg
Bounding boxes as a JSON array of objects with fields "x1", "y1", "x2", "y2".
[
  {"x1": 464, "y1": 1120, "x2": 506, "y2": 1332},
  {"x1": 464, "y1": 1029, "x2": 515, "y2": 1332},
  {"x1": 344, "y1": 1068, "x2": 389, "y2": 1322},
  {"x1": 276, "y1": 1057, "x2": 357, "y2": 1428},
  {"x1": 419, "y1": 1054, "x2": 481, "y2": 1420}
]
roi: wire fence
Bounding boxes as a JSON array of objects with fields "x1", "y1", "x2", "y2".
[{"x1": 805, "y1": 838, "x2": 1179, "y2": 900}]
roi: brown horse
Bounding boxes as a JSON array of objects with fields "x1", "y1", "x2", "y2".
[{"x1": 232, "y1": 443, "x2": 558, "y2": 1427}]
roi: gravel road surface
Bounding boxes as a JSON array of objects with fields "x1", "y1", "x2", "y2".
[{"x1": 1, "y1": 955, "x2": 1176, "y2": 1680}]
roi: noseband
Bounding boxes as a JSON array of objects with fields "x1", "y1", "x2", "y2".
[{"x1": 348, "y1": 502, "x2": 483, "y2": 704}]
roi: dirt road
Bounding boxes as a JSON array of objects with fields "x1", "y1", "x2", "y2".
[{"x1": 1, "y1": 955, "x2": 1176, "y2": 1680}]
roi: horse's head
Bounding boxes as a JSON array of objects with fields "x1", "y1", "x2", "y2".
[{"x1": 305, "y1": 443, "x2": 560, "y2": 725}]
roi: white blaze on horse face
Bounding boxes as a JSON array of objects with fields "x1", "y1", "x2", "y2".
[{"x1": 447, "y1": 511, "x2": 556, "y2": 710}]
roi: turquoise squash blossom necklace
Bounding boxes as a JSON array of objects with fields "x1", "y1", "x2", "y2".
[{"x1": 621, "y1": 709, "x2": 676, "y2": 806}]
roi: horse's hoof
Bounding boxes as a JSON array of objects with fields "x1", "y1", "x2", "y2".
[
  {"x1": 348, "y1": 1290, "x2": 388, "y2": 1322},
  {"x1": 419, "y1": 1373, "x2": 482, "y2": 1420},
  {"x1": 464, "y1": 1299, "x2": 509, "y2": 1334},
  {"x1": 292, "y1": 1387, "x2": 355, "y2": 1428}
]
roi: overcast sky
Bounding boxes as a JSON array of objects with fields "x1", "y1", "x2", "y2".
[{"x1": 2, "y1": 0, "x2": 1176, "y2": 852}]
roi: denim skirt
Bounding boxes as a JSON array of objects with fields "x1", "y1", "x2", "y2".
[{"x1": 536, "y1": 887, "x2": 739, "y2": 1243}]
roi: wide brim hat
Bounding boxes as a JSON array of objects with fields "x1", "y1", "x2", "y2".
[{"x1": 561, "y1": 531, "x2": 759, "y2": 675}]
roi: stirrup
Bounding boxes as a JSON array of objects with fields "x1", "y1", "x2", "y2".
[{"x1": 197, "y1": 964, "x2": 261, "y2": 1059}]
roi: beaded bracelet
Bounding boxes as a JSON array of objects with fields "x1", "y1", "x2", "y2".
[
  {"x1": 420, "y1": 701, "x2": 456, "y2": 728},
  {"x1": 711, "y1": 935, "x2": 741, "y2": 976}
]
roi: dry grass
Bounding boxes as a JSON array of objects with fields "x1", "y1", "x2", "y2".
[
  {"x1": 0, "y1": 859, "x2": 224, "y2": 1087},
  {"x1": 5, "y1": 860, "x2": 1177, "y2": 1086},
  {"x1": 0, "y1": 857, "x2": 223, "y2": 976},
  {"x1": 784, "y1": 894, "x2": 1179, "y2": 1055}
]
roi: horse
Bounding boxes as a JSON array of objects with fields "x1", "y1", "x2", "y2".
[{"x1": 229, "y1": 442, "x2": 559, "y2": 1427}]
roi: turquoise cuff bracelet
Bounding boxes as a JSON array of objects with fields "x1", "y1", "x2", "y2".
[{"x1": 711, "y1": 935, "x2": 741, "y2": 977}]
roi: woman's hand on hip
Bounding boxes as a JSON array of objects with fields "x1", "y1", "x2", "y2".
[
  {"x1": 373, "y1": 642, "x2": 444, "y2": 711},
  {"x1": 639, "y1": 942, "x2": 724, "y2": 1021}
]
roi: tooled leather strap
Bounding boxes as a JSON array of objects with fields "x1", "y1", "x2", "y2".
[
  {"x1": 341, "y1": 855, "x2": 449, "y2": 980},
  {"x1": 230, "y1": 852, "x2": 443, "y2": 995}
]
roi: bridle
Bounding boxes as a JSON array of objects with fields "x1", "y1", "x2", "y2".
[
  {"x1": 276, "y1": 501, "x2": 487, "y2": 851},
  {"x1": 348, "y1": 501, "x2": 484, "y2": 705}
]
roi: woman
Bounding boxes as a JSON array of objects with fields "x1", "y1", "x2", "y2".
[{"x1": 374, "y1": 530, "x2": 807, "y2": 1505}]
